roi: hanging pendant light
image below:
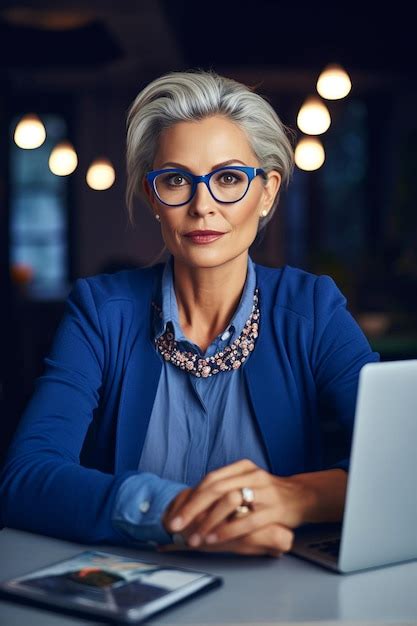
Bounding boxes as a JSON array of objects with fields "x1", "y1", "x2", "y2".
[
  {"x1": 295, "y1": 136, "x2": 325, "y2": 171},
  {"x1": 14, "y1": 113, "x2": 46, "y2": 149},
  {"x1": 48, "y1": 141, "x2": 78, "y2": 176},
  {"x1": 316, "y1": 63, "x2": 352, "y2": 100},
  {"x1": 297, "y1": 96, "x2": 331, "y2": 135},
  {"x1": 86, "y1": 157, "x2": 115, "y2": 190}
]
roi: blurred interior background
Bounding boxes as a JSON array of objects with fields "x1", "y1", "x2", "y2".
[{"x1": 1, "y1": 0, "x2": 417, "y2": 464}]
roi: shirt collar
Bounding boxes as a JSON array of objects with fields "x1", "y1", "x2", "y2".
[{"x1": 153, "y1": 254, "x2": 257, "y2": 348}]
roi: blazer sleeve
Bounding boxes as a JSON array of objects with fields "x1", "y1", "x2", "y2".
[
  {"x1": 0, "y1": 278, "x2": 180, "y2": 545},
  {"x1": 310, "y1": 275, "x2": 380, "y2": 472}
]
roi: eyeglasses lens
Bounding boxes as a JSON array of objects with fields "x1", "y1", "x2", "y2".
[{"x1": 154, "y1": 169, "x2": 249, "y2": 205}]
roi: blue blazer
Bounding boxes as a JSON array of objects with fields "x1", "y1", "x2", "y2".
[{"x1": 0, "y1": 262, "x2": 379, "y2": 545}]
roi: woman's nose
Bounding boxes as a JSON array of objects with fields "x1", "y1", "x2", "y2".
[{"x1": 188, "y1": 181, "x2": 216, "y2": 216}]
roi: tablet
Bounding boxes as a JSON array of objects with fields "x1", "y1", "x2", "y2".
[{"x1": 0, "y1": 549, "x2": 223, "y2": 624}]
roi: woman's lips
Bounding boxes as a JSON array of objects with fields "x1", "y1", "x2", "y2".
[{"x1": 184, "y1": 232, "x2": 225, "y2": 245}]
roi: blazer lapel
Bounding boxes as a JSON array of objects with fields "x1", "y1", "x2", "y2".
[
  {"x1": 114, "y1": 268, "x2": 163, "y2": 473},
  {"x1": 244, "y1": 267, "x2": 306, "y2": 477}
]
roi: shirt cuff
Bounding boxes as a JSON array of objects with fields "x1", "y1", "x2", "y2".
[{"x1": 111, "y1": 472, "x2": 188, "y2": 547}]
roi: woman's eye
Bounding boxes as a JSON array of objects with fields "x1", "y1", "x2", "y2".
[
  {"x1": 219, "y1": 171, "x2": 241, "y2": 184},
  {"x1": 168, "y1": 174, "x2": 186, "y2": 186},
  {"x1": 160, "y1": 172, "x2": 191, "y2": 187}
]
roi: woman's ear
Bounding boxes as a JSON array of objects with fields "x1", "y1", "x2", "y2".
[{"x1": 262, "y1": 170, "x2": 281, "y2": 213}]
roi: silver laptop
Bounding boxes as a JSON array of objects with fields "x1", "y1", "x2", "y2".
[{"x1": 290, "y1": 359, "x2": 417, "y2": 574}]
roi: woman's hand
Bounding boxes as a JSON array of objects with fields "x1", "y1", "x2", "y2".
[
  {"x1": 160, "y1": 459, "x2": 314, "y2": 555},
  {"x1": 160, "y1": 520, "x2": 293, "y2": 557}
]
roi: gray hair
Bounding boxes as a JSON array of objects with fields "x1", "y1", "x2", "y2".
[{"x1": 126, "y1": 68, "x2": 295, "y2": 233}]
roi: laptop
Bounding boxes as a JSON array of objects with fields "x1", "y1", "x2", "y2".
[{"x1": 290, "y1": 359, "x2": 417, "y2": 574}]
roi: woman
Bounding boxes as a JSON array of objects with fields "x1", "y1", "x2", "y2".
[{"x1": 0, "y1": 69, "x2": 379, "y2": 558}]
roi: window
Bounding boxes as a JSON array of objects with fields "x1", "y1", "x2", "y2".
[{"x1": 9, "y1": 114, "x2": 69, "y2": 297}]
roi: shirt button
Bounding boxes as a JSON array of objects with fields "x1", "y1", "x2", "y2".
[
  {"x1": 221, "y1": 329, "x2": 231, "y2": 341},
  {"x1": 139, "y1": 501, "x2": 150, "y2": 513}
]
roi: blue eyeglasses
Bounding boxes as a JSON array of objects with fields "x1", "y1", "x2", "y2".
[{"x1": 146, "y1": 165, "x2": 266, "y2": 207}]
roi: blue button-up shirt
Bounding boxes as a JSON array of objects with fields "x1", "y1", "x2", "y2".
[{"x1": 112, "y1": 255, "x2": 270, "y2": 546}]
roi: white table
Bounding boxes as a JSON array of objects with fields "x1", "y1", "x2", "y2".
[{"x1": 1, "y1": 528, "x2": 417, "y2": 625}]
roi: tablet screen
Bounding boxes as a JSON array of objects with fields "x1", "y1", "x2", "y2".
[{"x1": 0, "y1": 550, "x2": 222, "y2": 623}]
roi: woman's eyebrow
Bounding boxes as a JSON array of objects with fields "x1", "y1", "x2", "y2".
[{"x1": 159, "y1": 159, "x2": 247, "y2": 171}]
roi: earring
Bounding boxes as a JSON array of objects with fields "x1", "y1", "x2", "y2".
[
  {"x1": 260, "y1": 210, "x2": 268, "y2": 217},
  {"x1": 155, "y1": 214, "x2": 160, "y2": 221}
]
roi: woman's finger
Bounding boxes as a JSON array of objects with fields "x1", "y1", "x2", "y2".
[
  {"x1": 192, "y1": 497, "x2": 278, "y2": 546},
  {"x1": 190, "y1": 484, "x2": 278, "y2": 541},
  {"x1": 182, "y1": 490, "x2": 243, "y2": 547},
  {"x1": 158, "y1": 523, "x2": 294, "y2": 556},
  {"x1": 193, "y1": 479, "x2": 305, "y2": 543},
  {"x1": 163, "y1": 488, "x2": 212, "y2": 542},
  {"x1": 220, "y1": 522, "x2": 294, "y2": 552},
  {"x1": 166, "y1": 459, "x2": 260, "y2": 531},
  {"x1": 226, "y1": 523, "x2": 293, "y2": 555},
  {"x1": 162, "y1": 487, "x2": 194, "y2": 533},
  {"x1": 162, "y1": 463, "x2": 250, "y2": 531},
  {"x1": 167, "y1": 467, "x2": 272, "y2": 532}
]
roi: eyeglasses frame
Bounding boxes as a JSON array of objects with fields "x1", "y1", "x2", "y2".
[{"x1": 145, "y1": 165, "x2": 267, "y2": 207}]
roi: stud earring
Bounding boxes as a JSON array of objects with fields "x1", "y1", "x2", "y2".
[
  {"x1": 260, "y1": 210, "x2": 268, "y2": 217},
  {"x1": 155, "y1": 214, "x2": 160, "y2": 221}
]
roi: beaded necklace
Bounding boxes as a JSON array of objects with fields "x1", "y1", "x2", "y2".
[{"x1": 152, "y1": 287, "x2": 260, "y2": 378}]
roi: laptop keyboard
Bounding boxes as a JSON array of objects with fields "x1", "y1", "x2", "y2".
[{"x1": 307, "y1": 538, "x2": 341, "y2": 558}]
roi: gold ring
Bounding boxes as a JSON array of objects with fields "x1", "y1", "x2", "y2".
[{"x1": 234, "y1": 504, "x2": 251, "y2": 518}]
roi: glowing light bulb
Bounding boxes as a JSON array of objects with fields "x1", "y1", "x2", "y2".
[
  {"x1": 49, "y1": 141, "x2": 78, "y2": 176},
  {"x1": 317, "y1": 63, "x2": 352, "y2": 100},
  {"x1": 14, "y1": 113, "x2": 46, "y2": 149},
  {"x1": 295, "y1": 136, "x2": 325, "y2": 171},
  {"x1": 297, "y1": 96, "x2": 331, "y2": 135},
  {"x1": 86, "y1": 158, "x2": 115, "y2": 190}
]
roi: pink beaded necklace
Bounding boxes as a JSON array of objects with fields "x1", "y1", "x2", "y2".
[{"x1": 152, "y1": 287, "x2": 260, "y2": 378}]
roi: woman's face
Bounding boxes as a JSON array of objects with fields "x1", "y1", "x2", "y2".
[{"x1": 143, "y1": 114, "x2": 281, "y2": 269}]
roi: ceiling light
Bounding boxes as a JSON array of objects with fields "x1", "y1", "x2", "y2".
[
  {"x1": 86, "y1": 158, "x2": 115, "y2": 190},
  {"x1": 297, "y1": 96, "x2": 331, "y2": 135},
  {"x1": 49, "y1": 141, "x2": 78, "y2": 176},
  {"x1": 14, "y1": 113, "x2": 46, "y2": 149},
  {"x1": 316, "y1": 63, "x2": 352, "y2": 100},
  {"x1": 295, "y1": 136, "x2": 325, "y2": 171}
]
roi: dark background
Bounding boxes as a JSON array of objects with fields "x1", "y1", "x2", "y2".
[{"x1": 1, "y1": 0, "x2": 417, "y2": 464}]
